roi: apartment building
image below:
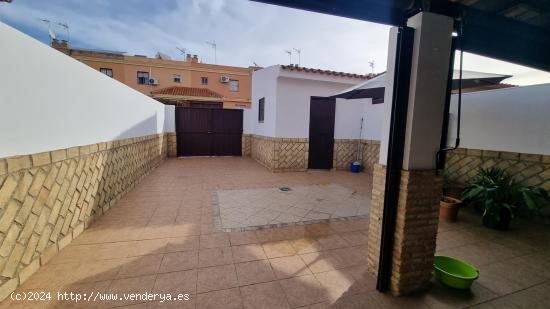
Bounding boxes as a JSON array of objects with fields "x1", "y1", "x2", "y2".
[{"x1": 52, "y1": 39, "x2": 253, "y2": 109}]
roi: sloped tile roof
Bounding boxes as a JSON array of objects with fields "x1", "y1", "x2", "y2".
[
  {"x1": 151, "y1": 86, "x2": 224, "y2": 98},
  {"x1": 280, "y1": 65, "x2": 372, "y2": 79}
]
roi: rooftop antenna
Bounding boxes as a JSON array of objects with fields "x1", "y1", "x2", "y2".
[
  {"x1": 253, "y1": 62, "x2": 259, "y2": 67},
  {"x1": 285, "y1": 50, "x2": 292, "y2": 65},
  {"x1": 368, "y1": 61, "x2": 375, "y2": 74},
  {"x1": 40, "y1": 19, "x2": 56, "y2": 42},
  {"x1": 206, "y1": 41, "x2": 217, "y2": 64},
  {"x1": 293, "y1": 48, "x2": 301, "y2": 66},
  {"x1": 56, "y1": 21, "x2": 69, "y2": 42},
  {"x1": 176, "y1": 47, "x2": 186, "y2": 60}
]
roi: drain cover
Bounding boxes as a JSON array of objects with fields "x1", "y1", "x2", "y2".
[{"x1": 279, "y1": 187, "x2": 292, "y2": 192}]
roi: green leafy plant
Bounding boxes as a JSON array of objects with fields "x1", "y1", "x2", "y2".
[{"x1": 461, "y1": 167, "x2": 549, "y2": 228}]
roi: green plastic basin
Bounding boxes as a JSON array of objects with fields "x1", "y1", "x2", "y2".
[{"x1": 433, "y1": 256, "x2": 479, "y2": 289}]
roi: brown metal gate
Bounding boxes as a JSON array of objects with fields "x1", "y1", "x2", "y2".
[{"x1": 175, "y1": 107, "x2": 243, "y2": 157}]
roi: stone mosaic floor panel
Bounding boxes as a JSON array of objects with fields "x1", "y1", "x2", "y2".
[{"x1": 216, "y1": 183, "x2": 370, "y2": 230}]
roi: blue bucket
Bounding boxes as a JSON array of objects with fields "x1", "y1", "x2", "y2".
[{"x1": 350, "y1": 161, "x2": 361, "y2": 173}]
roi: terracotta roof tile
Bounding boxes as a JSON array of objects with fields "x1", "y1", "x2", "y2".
[
  {"x1": 280, "y1": 65, "x2": 372, "y2": 79},
  {"x1": 151, "y1": 86, "x2": 224, "y2": 98}
]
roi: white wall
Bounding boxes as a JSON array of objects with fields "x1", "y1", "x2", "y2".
[
  {"x1": 361, "y1": 100, "x2": 385, "y2": 140},
  {"x1": 164, "y1": 105, "x2": 176, "y2": 132},
  {"x1": 275, "y1": 77, "x2": 358, "y2": 138},
  {"x1": 335, "y1": 98, "x2": 367, "y2": 139},
  {"x1": 248, "y1": 65, "x2": 362, "y2": 138},
  {"x1": 447, "y1": 84, "x2": 550, "y2": 155},
  {"x1": 334, "y1": 98, "x2": 385, "y2": 140},
  {"x1": 0, "y1": 22, "x2": 173, "y2": 158},
  {"x1": 247, "y1": 66, "x2": 279, "y2": 136}
]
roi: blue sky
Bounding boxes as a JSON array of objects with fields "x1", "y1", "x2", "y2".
[{"x1": 1, "y1": 0, "x2": 549, "y2": 85}]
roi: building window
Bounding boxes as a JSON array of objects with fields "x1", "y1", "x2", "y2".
[
  {"x1": 229, "y1": 79, "x2": 239, "y2": 92},
  {"x1": 137, "y1": 71, "x2": 149, "y2": 84},
  {"x1": 99, "y1": 68, "x2": 113, "y2": 78},
  {"x1": 258, "y1": 97, "x2": 265, "y2": 123},
  {"x1": 173, "y1": 74, "x2": 181, "y2": 83},
  {"x1": 201, "y1": 77, "x2": 208, "y2": 85}
]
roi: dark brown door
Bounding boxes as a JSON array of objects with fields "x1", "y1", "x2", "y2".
[
  {"x1": 308, "y1": 97, "x2": 336, "y2": 169},
  {"x1": 176, "y1": 107, "x2": 242, "y2": 156}
]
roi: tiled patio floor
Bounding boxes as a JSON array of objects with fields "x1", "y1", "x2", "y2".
[
  {"x1": 216, "y1": 183, "x2": 370, "y2": 230},
  {"x1": 2, "y1": 157, "x2": 549, "y2": 308}
]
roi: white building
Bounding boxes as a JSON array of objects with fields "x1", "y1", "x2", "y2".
[
  {"x1": 243, "y1": 65, "x2": 371, "y2": 171},
  {"x1": 245, "y1": 63, "x2": 549, "y2": 189}
]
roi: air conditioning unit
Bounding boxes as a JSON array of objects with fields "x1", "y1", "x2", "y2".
[
  {"x1": 220, "y1": 75, "x2": 230, "y2": 83},
  {"x1": 149, "y1": 78, "x2": 160, "y2": 85}
]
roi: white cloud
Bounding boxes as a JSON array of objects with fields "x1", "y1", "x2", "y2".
[{"x1": 1, "y1": 0, "x2": 549, "y2": 84}]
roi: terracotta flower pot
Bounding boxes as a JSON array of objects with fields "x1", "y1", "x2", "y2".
[{"x1": 440, "y1": 196, "x2": 462, "y2": 223}]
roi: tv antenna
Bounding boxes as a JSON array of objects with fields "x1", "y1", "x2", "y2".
[
  {"x1": 56, "y1": 21, "x2": 69, "y2": 42},
  {"x1": 176, "y1": 47, "x2": 186, "y2": 60},
  {"x1": 368, "y1": 61, "x2": 375, "y2": 74},
  {"x1": 40, "y1": 19, "x2": 56, "y2": 42},
  {"x1": 285, "y1": 50, "x2": 292, "y2": 65},
  {"x1": 293, "y1": 48, "x2": 301, "y2": 66},
  {"x1": 176, "y1": 47, "x2": 186, "y2": 55},
  {"x1": 206, "y1": 41, "x2": 217, "y2": 64}
]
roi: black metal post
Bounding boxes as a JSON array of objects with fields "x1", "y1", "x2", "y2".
[{"x1": 376, "y1": 26, "x2": 415, "y2": 292}]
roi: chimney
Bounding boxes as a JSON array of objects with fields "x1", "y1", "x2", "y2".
[
  {"x1": 185, "y1": 54, "x2": 200, "y2": 64},
  {"x1": 187, "y1": 54, "x2": 199, "y2": 64}
]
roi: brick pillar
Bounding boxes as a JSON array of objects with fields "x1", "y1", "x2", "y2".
[
  {"x1": 368, "y1": 12, "x2": 452, "y2": 295},
  {"x1": 367, "y1": 164, "x2": 386, "y2": 275},
  {"x1": 167, "y1": 132, "x2": 177, "y2": 157},
  {"x1": 368, "y1": 164, "x2": 442, "y2": 295}
]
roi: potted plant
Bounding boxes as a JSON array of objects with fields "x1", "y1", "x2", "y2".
[
  {"x1": 461, "y1": 167, "x2": 549, "y2": 230},
  {"x1": 440, "y1": 196, "x2": 461, "y2": 222}
]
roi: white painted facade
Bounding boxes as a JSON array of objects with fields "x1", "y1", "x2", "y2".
[
  {"x1": 447, "y1": 84, "x2": 550, "y2": 155},
  {"x1": 244, "y1": 66, "x2": 279, "y2": 137},
  {"x1": 334, "y1": 98, "x2": 384, "y2": 140},
  {"x1": 249, "y1": 58, "x2": 550, "y2": 160},
  {"x1": 336, "y1": 82, "x2": 550, "y2": 159},
  {"x1": 340, "y1": 82, "x2": 550, "y2": 158},
  {"x1": 246, "y1": 65, "x2": 365, "y2": 138},
  {"x1": 0, "y1": 22, "x2": 175, "y2": 158}
]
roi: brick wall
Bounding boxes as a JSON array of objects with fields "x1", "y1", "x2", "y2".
[
  {"x1": 273, "y1": 138, "x2": 308, "y2": 172},
  {"x1": 167, "y1": 132, "x2": 177, "y2": 157},
  {"x1": 361, "y1": 140, "x2": 381, "y2": 172},
  {"x1": 333, "y1": 139, "x2": 360, "y2": 170},
  {"x1": 445, "y1": 148, "x2": 549, "y2": 190},
  {"x1": 242, "y1": 134, "x2": 252, "y2": 157},
  {"x1": 249, "y1": 135, "x2": 308, "y2": 172},
  {"x1": 250, "y1": 135, "x2": 276, "y2": 170},
  {"x1": 367, "y1": 164, "x2": 442, "y2": 295},
  {"x1": 333, "y1": 139, "x2": 380, "y2": 172},
  {"x1": 0, "y1": 134, "x2": 167, "y2": 299},
  {"x1": 250, "y1": 136, "x2": 380, "y2": 173}
]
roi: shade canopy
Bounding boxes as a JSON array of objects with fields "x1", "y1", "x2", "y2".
[{"x1": 331, "y1": 70, "x2": 512, "y2": 102}]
